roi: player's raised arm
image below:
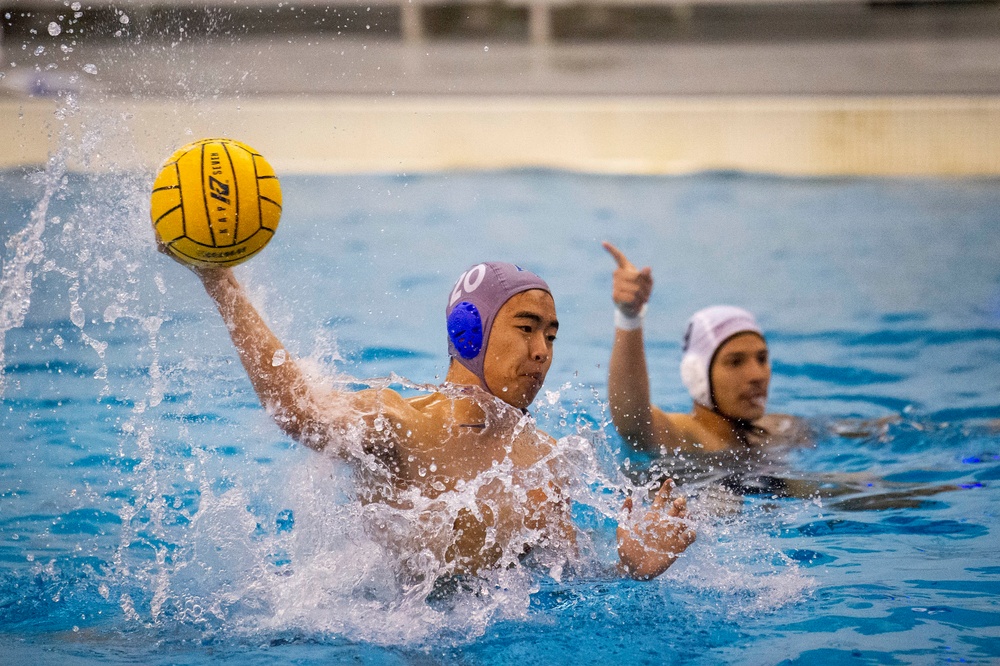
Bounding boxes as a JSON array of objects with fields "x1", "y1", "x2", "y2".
[
  {"x1": 151, "y1": 139, "x2": 387, "y2": 454},
  {"x1": 194, "y1": 266, "x2": 369, "y2": 452},
  {"x1": 603, "y1": 242, "x2": 658, "y2": 450}
]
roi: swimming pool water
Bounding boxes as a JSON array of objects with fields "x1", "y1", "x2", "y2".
[{"x1": 1, "y1": 165, "x2": 999, "y2": 664}]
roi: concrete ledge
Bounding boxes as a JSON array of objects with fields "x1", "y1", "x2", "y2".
[{"x1": 4, "y1": 95, "x2": 1000, "y2": 176}]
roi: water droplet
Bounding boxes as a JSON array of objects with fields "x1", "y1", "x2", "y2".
[
  {"x1": 71, "y1": 2, "x2": 81, "y2": 9},
  {"x1": 47, "y1": 22, "x2": 62, "y2": 37},
  {"x1": 484, "y1": 45, "x2": 489, "y2": 52},
  {"x1": 70, "y1": 303, "x2": 85, "y2": 328},
  {"x1": 271, "y1": 349, "x2": 287, "y2": 366},
  {"x1": 82, "y1": 63, "x2": 97, "y2": 75},
  {"x1": 34, "y1": 46, "x2": 46, "y2": 56},
  {"x1": 89, "y1": 334, "x2": 110, "y2": 357},
  {"x1": 118, "y1": 13, "x2": 129, "y2": 24}
]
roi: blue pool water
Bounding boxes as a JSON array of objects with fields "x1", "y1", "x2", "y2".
[{"x1": 1, "y1": 162, "x2": 999, "y2": 664}]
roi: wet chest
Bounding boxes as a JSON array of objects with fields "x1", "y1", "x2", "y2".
[{"x1": 394, "y1": 424, "x2": 521, "y2": 494}]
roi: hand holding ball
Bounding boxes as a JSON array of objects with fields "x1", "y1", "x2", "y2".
[{"x1": 151, "y1": 138, "x2": 282, "y2": 267}]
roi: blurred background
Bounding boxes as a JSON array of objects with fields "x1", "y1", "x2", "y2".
[
  {"x1": 3, "y1": 0, "x2": 1000, "y2": 92},
  {"x1": 2, "y1": 0, "x2": 1000, "y2": 174}
]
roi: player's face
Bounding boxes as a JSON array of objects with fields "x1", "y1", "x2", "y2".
[
  {"x1": 482, "y1": 290, "x2": 558, "y2": 410},
  {"x1": 710, "y1": 332, "x2": 770, "y2": 422}
]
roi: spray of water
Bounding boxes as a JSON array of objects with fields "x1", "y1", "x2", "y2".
[
  {"x1": 0, "y1": 12, "x2": 812, "y2": 648},
  {"x1": 0, "y1": 141, "x2": 67, "y2": 395},
  {"x1": 1, "y1": 180, "x2": 810, "y2": 651}
]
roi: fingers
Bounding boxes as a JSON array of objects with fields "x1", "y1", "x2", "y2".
[
  {"x1": 625, "y1": 481, "x2": 687, "y2": 520},
  {"x1": 655, "y1": 495, "x2": 693, "y2": 548},
  {"x1": 676, "y1": 521, "x2": 697, "y2": 548},
  {"x1": 156, "y1": 236, "x2": 232, "y2": 284},
  {"x1": 669, "y1": 497, "x2": 688, "y2": 519},
  {"x1": 154, "y1": 235, "x2": 171, "y2": 256},
  {"x1": 603, "y1": 243, "x2": 652, "y2": 281},
  {"x1": 651, "y1": 478, "x2": 676, "y2": 510},
  {"x1": 602, "y1": 241, "x2": 634, "y2": 270},
  {"x1": 605, "y1": 243, "x2": 653, "y2": 304},
  {"x1": 651, "y1": 482, "x2": 689, "y2": 521}
]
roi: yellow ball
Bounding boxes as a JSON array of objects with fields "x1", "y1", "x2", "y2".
[{"x1": 150, "y1": 138, "x2": 282, "y2": 267}]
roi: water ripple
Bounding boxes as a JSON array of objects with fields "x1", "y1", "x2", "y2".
[{"x1": 785, "y1": 517, "x2": 988, "y2": 539}]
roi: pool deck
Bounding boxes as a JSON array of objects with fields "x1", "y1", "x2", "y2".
[{"x1": 3, "y1": 3, "x2": 1000, "y2": 175}]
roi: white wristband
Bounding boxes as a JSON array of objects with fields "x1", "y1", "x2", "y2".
[{"x1": 614, "y1": 304, "x2": 647, "y2": 331}]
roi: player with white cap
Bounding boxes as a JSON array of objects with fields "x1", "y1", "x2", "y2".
[{"x1": 603, "y1": 242, "x2": 799, "y2": 454}]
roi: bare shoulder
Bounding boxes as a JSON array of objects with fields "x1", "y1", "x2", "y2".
[
  {"x1": 755, "y1": 413, "x2": 812, "y2": 445},
  {"x1": 355, "y1": 388, "x2": 482, "y2": 439},
  {"x1": 650, "y1": 409, "x2": 701, "y2": 452},
  {"x1": 351, "y1": 386, "x2": 430, "y2": 424},
  {"x1": 343, "y1": 387, "x2": 445, "y2": 460}
]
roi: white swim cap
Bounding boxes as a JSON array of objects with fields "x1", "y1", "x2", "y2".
[{"x1": 680, "y1": 305, "x2": 763, "y2": 409}]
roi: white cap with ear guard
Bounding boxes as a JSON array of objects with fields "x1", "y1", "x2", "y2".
[{"x1": 680, "y1": 305, "x2": 762, "y2": 409}]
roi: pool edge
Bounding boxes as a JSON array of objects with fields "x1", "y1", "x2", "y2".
[{"x1": 4, "y1": 94, "x2": 1000, "y2": 176}]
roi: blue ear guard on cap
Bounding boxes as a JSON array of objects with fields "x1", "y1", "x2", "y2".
[{"x1": 447, "y1": 301, "x2": 483, "y2": 359}]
